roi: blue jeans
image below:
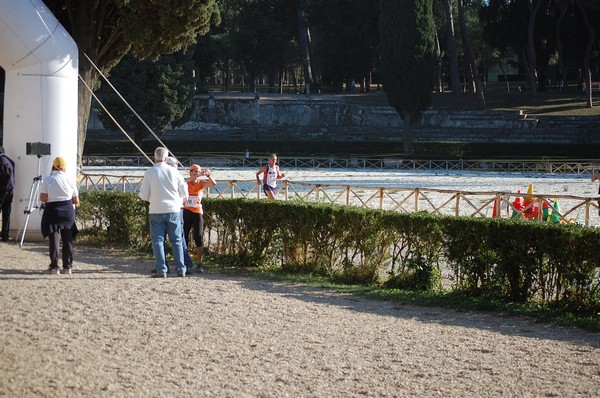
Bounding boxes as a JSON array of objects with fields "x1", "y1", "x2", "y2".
[
  {"x1": 164, "y1": 210, "x2": 194, "y2": 269},
  {"x1": 149, "y1": 212, "x2": 185, "y2": 275}
]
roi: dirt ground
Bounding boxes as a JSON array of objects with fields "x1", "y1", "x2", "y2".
[{"x1": 0, "y1": 240, "x2": 598, "y2": 397}]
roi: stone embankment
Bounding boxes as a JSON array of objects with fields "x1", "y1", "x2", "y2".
[
  {"x1": 187, "y1": 93, "x2": 600, "y2": 145},
  {"x1": 85, "y1": 93, "x2": 600, "y2": 148}
]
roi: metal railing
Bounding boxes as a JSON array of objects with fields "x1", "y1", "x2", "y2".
[
  {"x1": 79, "y1": 174, "x2": 600, "y2": 226},
  {"x1": 82, "y1": 156, "x2": 600, "y2": 174}
]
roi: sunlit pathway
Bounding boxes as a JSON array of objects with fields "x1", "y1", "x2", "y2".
[{"x1": 0, "y1": 241, "x2": 598, "y2": 397}]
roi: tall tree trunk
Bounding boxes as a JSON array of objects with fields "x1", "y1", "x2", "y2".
[
  {"x1": 222, "y1": 59, "x2": 229, "y2": 92},
  {"x1": 278, "y1": 67, "x2": 284, "y2": 94},
  {"x1": 403, "y1": 112, "x2": 413, "y2": 155},
  {"x1": 296, "y1": 0, "x2": 313, "y2": 95},
  {"x1": 435, "y1": 31, "x2": 443, "y2": 92},
  {"x1": 555, "y1": 2, "x2": 568, "y2": 91},
  {"x1": 307, "y1": 26, "x2": 321, "y2": 90},
  {"x1": 249, "y1": 70, "x2": 256, "y2": 92},
  {"x1": 76, "y1": 61, "x2": 97, "y2": 171},
  {"x1": 498, "y1": 61, "x2": 511, "y2": 93},
  {"x1": 458, "y1": 0, "x2": 485, "y2": 107},
  {"x1": 443, "y1": 0, "x2": 461, "y2": 96},
  {"x1": 67, "y1": 3, "x2": 103, "y2": 170},
  {"x1": 526, "y1": 0, "x2": 541, "y2": 97},
  {"x1": 240, "y1": 64, "x2": 245, "y2": 92},
  {"x1": 576, "y1": 1, "x2": 595, "y2": 108},
  {"x1": 290, "y1": 67, "x2": 298, "y2": 93}
]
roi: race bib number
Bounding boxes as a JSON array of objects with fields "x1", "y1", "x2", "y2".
[{"x1": 186, "y1": 195, "x2": 201, "y2": 209}]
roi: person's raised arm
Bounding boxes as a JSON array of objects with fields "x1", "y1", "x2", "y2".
[{"x1": 201, "y1": 169, "x2": 217, "y2": 188}]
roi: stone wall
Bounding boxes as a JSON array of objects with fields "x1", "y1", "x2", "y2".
[
  {"x1": 84, "y1": 93, "x2": 600, "y2": 146},
  {"x1": 186, "y1": 94, "x2": 600, "y2": 145},
  {"x1": 192, "y1": 94, "x2": 537, "y2": 130},
  {"x1": 194, "y1": 95, "x2": 404, "y2": 128}
]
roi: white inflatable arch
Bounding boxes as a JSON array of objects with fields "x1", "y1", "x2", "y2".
[{"x1": 0, "y1": 0, "x2": 78, "y2": 241}]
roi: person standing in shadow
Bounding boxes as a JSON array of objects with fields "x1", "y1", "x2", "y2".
[
  {"x1": 138, "y1": 147, "x2": 188, "y2": 278},
  {"x1": 0, "y1": 147, "x2": 15, "y2": 242},
  {"x1": 39, "y1": 157, "x2": 79, "y2": 274}
]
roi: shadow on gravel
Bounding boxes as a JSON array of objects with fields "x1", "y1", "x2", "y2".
[
  {"x1": 4, "y1": 244, "x2": 597, "y2": 347},
  {"x1": 214, "y1": 272, "x2": 600, "y2": 348}
]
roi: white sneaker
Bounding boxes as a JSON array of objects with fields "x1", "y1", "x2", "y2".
[
  {"x1": 48, "y1": 268, "x2": 60, "y2": 275},
  {"x1": 63, "y1": 268, "x2": 72, "y2": 275}
]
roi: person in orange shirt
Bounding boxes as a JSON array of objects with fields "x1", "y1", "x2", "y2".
[{"x1": 183, "y1": 164, "x2": 216, "y2": 272}]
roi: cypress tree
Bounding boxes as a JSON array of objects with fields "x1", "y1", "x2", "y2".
[{"x1": 379, "y1": 0, "x2": 437, "y2": 154}]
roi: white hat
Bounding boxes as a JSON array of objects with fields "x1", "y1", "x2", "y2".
[{"x1": 165, "y1": 157, "x2": 178, "y2": 167}]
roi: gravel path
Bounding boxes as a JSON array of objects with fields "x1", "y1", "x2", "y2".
[{"x1": 0, "y1": 240, "x2": 598, "y2": 397}]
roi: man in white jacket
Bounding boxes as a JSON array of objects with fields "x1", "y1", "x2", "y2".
[{"x1": 139, "y1": 147, "x2": 188, "y2": 277}]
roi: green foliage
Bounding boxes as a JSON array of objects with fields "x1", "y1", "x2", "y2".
[
  {"x1": 77, "y1": 191, "x2": 151, "y2": 251},
  {"x1": 229, "y1": 0, "x2": 297, "y2": 90},
  {"x1": 44, "y1": 0, "x2": 220, "y2": 72},
  {"x1": 203, "y1": 198, "x2": 599, "y2": 313},
  {"x1": 76, "y1": 192, "x2": 600, "y2": 315},
  {"x1": 98, "y1": 52, "x2": 197, "y2": 142},
  {"x1": 115, "y1": 0, "x2": 221, "y2": 62},
  {"x1": 306, "y1": 0, "x2": 379, "y2": 89},
  {"x1": 378, "y1": 0, "x2": 436, "y2": 125}
]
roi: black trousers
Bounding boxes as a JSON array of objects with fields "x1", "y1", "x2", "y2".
[
  {"x1": 183, "y1": 209, "x2": 204, "y2": 248},
  {"x1": 48, "y1": 228, "x2": 73, "y2": 270},
  {"x1": 0, "y1": 191, "x2": 12, "y2": 241}
]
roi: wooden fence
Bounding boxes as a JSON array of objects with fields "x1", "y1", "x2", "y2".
[
  {"x1": 82, "y1": 156, "x2": 600, "y2": 174},
  {"x1": 79, "y1": 174, "x2": 600, "y2": 226}
]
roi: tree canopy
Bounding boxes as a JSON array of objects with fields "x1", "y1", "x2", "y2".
[
  {"x1": 42, "y1": 0, "x2": 220, "y2": 163},
  {"x1": 3, "y1": 0, "x2": 595, "y2": 158},
  {"x1": 379, "y1": 0, "x2": 437, "y2": 154},
  {"x1": 97, "y1": 52, "x2": 197, "y2": 143}
]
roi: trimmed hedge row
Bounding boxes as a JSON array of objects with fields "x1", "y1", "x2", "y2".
[
  {"x1": 202, "y1": 199, "x2": 600, "y2": 311},
  {"x1": 76, "y1": 192, "x2": 600, "y2": 313},
  {"x1": 77, "y1": 191, "x2": 151, "y2": 251}
]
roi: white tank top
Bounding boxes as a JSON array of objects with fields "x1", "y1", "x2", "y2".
[{"x1": 264, "y1": 165, "x2": 278, "y2": 188}]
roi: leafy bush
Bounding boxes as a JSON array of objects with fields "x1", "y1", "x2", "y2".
[
  {"x1": 77, "y1": 191, "x2": 151, "y2": 251},
  {"x1": 77, "y1": 192, "x2": 600, "y2": 314}
]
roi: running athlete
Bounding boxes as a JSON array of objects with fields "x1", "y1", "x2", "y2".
[
  {"x1": 256, "y1": 154, "x2": 286, "y2": 200},
  {"x1": 183, "y1": 164, "x2": 216, "y2": 272}
]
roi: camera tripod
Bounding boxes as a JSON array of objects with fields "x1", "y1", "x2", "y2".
[{"x1": 17, "y1": 155, "x2": 44, "y2": 247}]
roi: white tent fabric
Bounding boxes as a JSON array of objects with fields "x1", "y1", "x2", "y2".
[{"x1": 0, "y1": 0, "x2": 78, "y2": 241}]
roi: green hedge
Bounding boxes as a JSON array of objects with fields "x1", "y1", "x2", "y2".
[
  {"x1": 76, "y1": 192, "x2": 600, "y2": 314},
  {"x1": 203, "y1": 198, "x2": 600, "y2": 313},
  {"x1": 77, "y1": 191, "x2": 151, "y2": 251}
]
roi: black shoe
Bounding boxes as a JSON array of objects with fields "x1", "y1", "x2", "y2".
[
  {"x1": 196, "y1": 264, "x2": 204, "y2": 273},
  {"x1": 176, "y1": 272, "x2": 185, "y2": 277},
  {"x1": 185, "y1": 269, "x2": 193, "y2": 276},
  {"x1": 151, "y1": 273, "x2": 167, "y2": 278}
]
